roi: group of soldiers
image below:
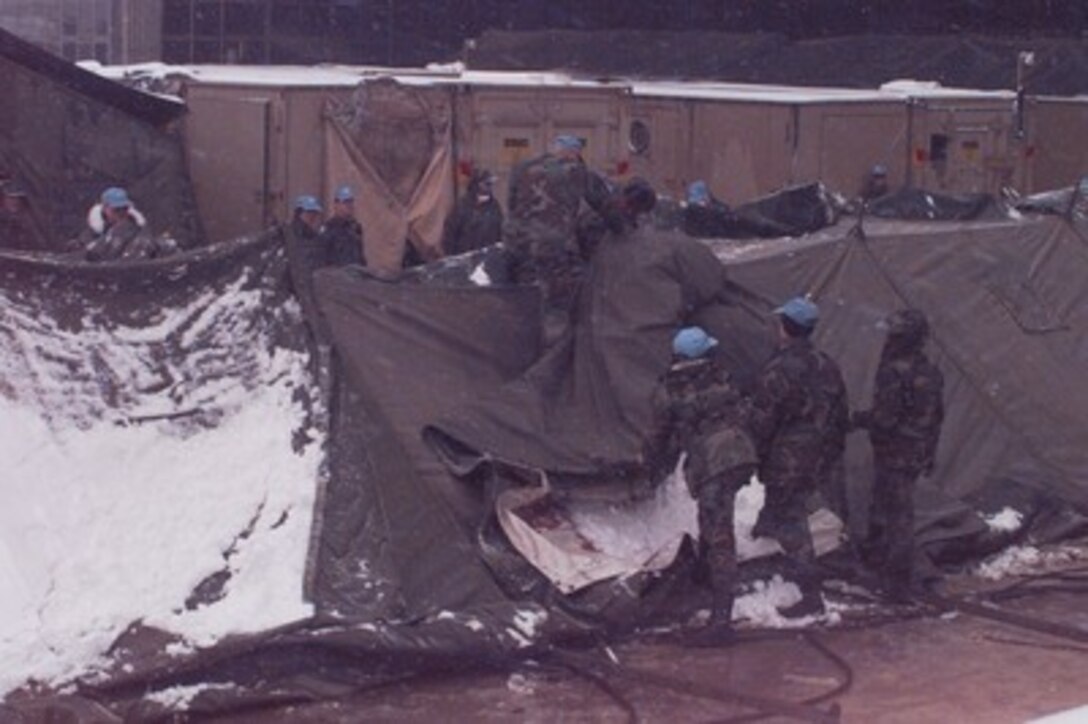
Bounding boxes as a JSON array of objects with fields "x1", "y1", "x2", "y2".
[
  {"x1": 652, "y1": 300, "x2": 944, "y2": 638},
  {"x1": 275, "y1": 133, "x2": 945, "y2": 637}
]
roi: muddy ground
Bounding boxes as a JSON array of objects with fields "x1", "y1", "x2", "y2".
[{"x1": 227, "y1": 553, "x2": 1088, "y2": 723}]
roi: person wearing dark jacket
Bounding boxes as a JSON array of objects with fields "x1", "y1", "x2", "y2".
[
  {"x1": 748, "y1": 296, "x2": 849, "y2": 618},
  {"x1": 575, "y1": 176, "x2": 657, "y2": 261},
  {"x1": 442, "y1": 171, "x2": 503, "y2": 256},
  {"x1": 683, "y1": 180, "x2": 736, "y2": 238},
  {"x1": 318, "y1": 185, "x2": 365, "y2": 267},
  {"x1": 853, "y1": 309, "x2": 944, "y2": 602},
  {"x1": 0, "y1": 181, "x2": 44, "y2": 251},
  {"x1": 284, "y1": 194, "x2": 330, "y2": 343},
  {"x1": 647, "y1": 326, "x2": 757, "y2": 639}
]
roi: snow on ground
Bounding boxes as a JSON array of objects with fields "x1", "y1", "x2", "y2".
[
  {"x1": 974, "y1": 543, "x2": 1088, "y2": 581},
  {"x1": 0, "y1": 281, "x2": 323, "y2": 696},
  {"x1": 982, "y1": 506, "x2": 1024, "y2": 533}
]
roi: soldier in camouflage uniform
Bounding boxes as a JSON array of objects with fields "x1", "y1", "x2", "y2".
[
  {"x1": 853, "y1": 309, "x2": 944, "y2": 601},
  {"x1": 648, "y1": 327, "x2": 757, "y2": 634},
  {"x1": 504, "y1": 135, "x2": 609, "y2": 339},
  {"x1": 749, "y1": 297, "x2": 849, "y2": 618}
]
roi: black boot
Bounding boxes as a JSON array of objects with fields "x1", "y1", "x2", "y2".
[{"x1": 779, "y1": 579, "x2": 825, "y2": 619}]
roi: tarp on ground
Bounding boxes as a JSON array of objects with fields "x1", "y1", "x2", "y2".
[
  {"x1": 0, "y1": 27, "x2": 201, "y2": 251},
  {"x1": 865, "y1": 187, "x2": 1009, "y2": 222},
  {"x1": 4, "y1": 213, "x2": 1088, "y2": 720}
]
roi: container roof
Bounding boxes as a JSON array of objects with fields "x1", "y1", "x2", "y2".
[{"x1": 87, "y1": 61, "x2": 1025, "y2": 105}]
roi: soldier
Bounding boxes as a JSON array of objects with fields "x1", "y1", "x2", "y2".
[
  {"x1": 853, "y1": 309, "x2": 944, "y2": 602},
  {"x1": 319, "y1": 185, "x2": 366, "y2": 267},
  {"x1": 442, "y1": 170, "x2": 504, "y2": 256},
  {"x1": 574, "y1": 176, "x2": 657, "y2": 262},
  {"x1": 861, "y1": 164, "x2": 891, "y2": 203},
  {"x1": 504, "y1": 134, "x2": 609, "y2": 339},
  {"x1": 284, "y1": 195, "x2": 330, "y2": 343},
  {"x1": 647, "y1": 326, "x2": 757, "y2": 638},
  {"x1": 0, "y1": 181, "x2": 43, "y2": 251},
  {"x1": 749, "y1": 296, "x2": 849, "y2": 618},
  {"x1": 682, "y1": 180, "x2": 736, "y2": 239},
  {"x1": 84, "y1": 187, "x2": 158, "y2": 262}
]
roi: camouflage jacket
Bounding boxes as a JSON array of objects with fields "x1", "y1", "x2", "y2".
[
  {"x1": 748, "y1": 337, "x2": 849, "y2": 487},
  {"x1": 857, "y1": 351, "x2": 944, "y2": 471},
  {"x1": 648, "y1": 356, "x2": 756, "y2": 488},
  {"x1": 84, "y1": 215, "x2": 155, "y2": 262},
  {"x1": 506, "y1": 153, "x2": 608, "y2": 242}
]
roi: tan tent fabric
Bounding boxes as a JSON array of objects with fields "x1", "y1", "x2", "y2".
[{"x1": 323, "y1": 80, "x2": 455, "y2": 272}]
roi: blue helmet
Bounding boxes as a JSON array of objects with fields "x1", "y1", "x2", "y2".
[
  {"x1": 773, "y1": 296, "x2": 820, "y2": 328},
  {"x1": 672, "y1": 326, "x2": 719, "y2": 359},
  {"x1": 552, "y1": 134, "x2": 585, "y2": 152},
  {"x1": 101, "y1": 187, "x2": 131, "y2": 209},
  {"x1": 294, "y1": 194, "x2": 322, "y2": 213},
  {"x1": 334, "y1": 185, "x2": 355, "y2": 202},
  {"x1": 687, "y1": 180, "x2": 710, "y2": 205}
]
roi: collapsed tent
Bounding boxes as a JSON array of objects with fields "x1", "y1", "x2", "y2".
[
  {"x1": 654, "y1": 182, "x2": 842, "y2": 240},
  {"x1": 865, "y1": 187, "x2": 1010, "y2": 222},
  {"x1": 3, "y1": 211, "x2": 1088, "y2": 719},
  {"x1": 0, "y1": 27, "x2": 202, "y2": 251}
]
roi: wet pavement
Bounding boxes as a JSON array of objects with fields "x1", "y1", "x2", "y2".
[{"x1": 231, "y1": 577, "x2": 1088, "y2": 723}]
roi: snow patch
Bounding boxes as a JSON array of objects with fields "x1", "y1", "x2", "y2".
[
  {"x1": 469, "y1": 262, "x2": 492, "y2": 286},
  {"x1": 983, "y1": 507, "x2": 1024, "y2": 533},
  {"x1": 974, "y1": 544, "x2": 1088, "y2": 581},
  {"x1": 506, "y1": 672, "x2": 536, "y2": 695},
  {"x1": 145, "y1": 683, "x2": 234, "y2": 711},
  {"x1": 0, "y1": 277, "x2": 325, "y2": 696},
  {"x1": 507, "y1": 608, "x2": 547, "y2": 648}
]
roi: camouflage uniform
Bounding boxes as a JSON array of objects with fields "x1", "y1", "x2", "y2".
[
  {"x1": 748, "y1": 337, "x2": 849, "y2": 603},
  {"x1": 84, "y1": 214, "x2": 157, "y2": 262},
  {"x1": 854, "y1": 310, "x2": 944, "y2": 598},
  {"x1": 648, "y1": 356, "x2": 757, "y2": 624},
  {"x1": 504, "y1": 153, "x2": 609, "y2": 318}
]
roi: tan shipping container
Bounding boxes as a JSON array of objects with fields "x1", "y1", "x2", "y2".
[{"x1": 1030, "y1": 96, "x2": 1088, "y2": 191}]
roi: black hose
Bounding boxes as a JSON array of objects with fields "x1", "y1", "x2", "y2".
[{"x1": 550, "y1": 645, "x2": 841, "y2": 723}]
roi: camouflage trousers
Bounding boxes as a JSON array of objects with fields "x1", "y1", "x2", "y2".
[
  {"x1": 753, "y1": 478, "x2": 822, "y2": 603},
  {"x1": 695, "y1": 465, "x2": 753, "y2": 621},
  {"x1": 504, "y1": 222, "x2": 585, "y2": 315},
  {"x1": 754, "y1": 480, "x2": 815, "y2": 563},
  {"x1": 866, "y1": 464, "x2": 918, "y2": 595}
]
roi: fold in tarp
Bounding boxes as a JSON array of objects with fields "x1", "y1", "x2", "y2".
[
  {"x1": 323, "y1": 80, "x2": 455, "y2": 272},
  {"x1": 424, "y1": 228, "x2": 759, "y2": 475}
]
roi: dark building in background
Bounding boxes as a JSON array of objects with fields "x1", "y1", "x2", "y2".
[
  {"x1": 0, "y1": 0, "x2": 162, "y2": 63},
  {"x1": 5, "y1": 1, "x2": 1082, "y2": 69},
  {"x1": 159, "y1": 0, "x2": 480, "y2": 66}
]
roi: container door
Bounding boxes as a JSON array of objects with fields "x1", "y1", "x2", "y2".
[
  {"x1": 186, "y1": 96, "x2": 271, "y2": 241},
  {"x1": 911, "y1": 104, "x2": 1022, "y2": 195}
]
